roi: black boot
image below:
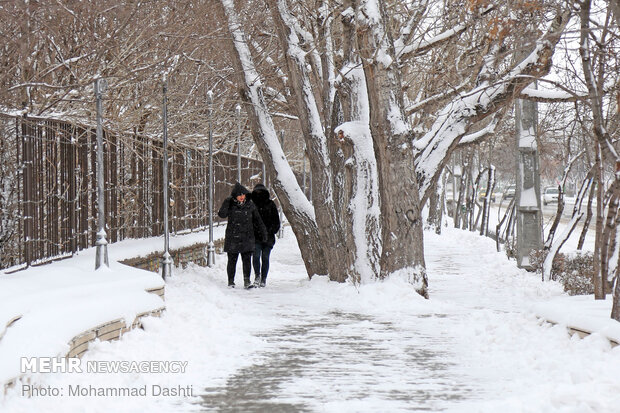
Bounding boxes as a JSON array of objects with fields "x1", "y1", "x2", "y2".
[{"x1": 244, "y1": 278, "x2": 254, "y2": 289}]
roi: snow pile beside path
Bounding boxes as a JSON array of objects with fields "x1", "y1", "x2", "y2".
[
  {"x1": 424, "y1": 228, "x2": 620, "y2": 413},
  {"x1": 0, "y1": 260, "x2": 164, "y2": 386},
  {"x1": 531, "y1": 295, "x2": 620, "y2": 344},
  {"x1": 0, "y1": 260, "x2": 271, "y2": 412},
  {"x1": 448, "y1": 308, "x2": 620, "y2": 413},
  {"x1": 0, "y1": 226, "x2": 225, "y2": 388}
]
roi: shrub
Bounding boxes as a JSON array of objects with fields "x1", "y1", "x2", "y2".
[
  {"x1": 529, "y1": 250, "x2": 594, "y2": 295},
  {"x1": 504, "y1": 238, "x2": 517, "y2": 260}
]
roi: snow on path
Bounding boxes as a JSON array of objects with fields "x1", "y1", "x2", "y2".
[
  {"x1": 2, "y1": 227, "x2": 619, "y2": 412},
  {"x1": 197, "y1": 228, "x2": 620, "y2": 412}
]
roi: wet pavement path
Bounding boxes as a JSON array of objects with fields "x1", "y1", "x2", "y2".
[{"x1": 199, "y1": 308, "x2": 474, "y2": 412}]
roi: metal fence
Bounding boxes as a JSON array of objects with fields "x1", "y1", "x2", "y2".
[{"x1": 0, "y1": 113, "x2": 268, "y2": 270}]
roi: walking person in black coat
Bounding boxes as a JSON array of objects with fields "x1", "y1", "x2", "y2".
[
  {"x1": 218, "y1": 182, "x2": 267, "y2": 289},
  {"x1": 249, "y1": 183, "x2": 280, "y2": 287}
]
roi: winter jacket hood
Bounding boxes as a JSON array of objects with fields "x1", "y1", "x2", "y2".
[
  {"x1": 250, "y1": 183, "x2": 280, "y2": 248},
  {"x1": 231, "y1": 182, "x2": 250, "y2": 198},
  {"x1": 251, "y1": 184, "x2": 270, "y2": 206}
]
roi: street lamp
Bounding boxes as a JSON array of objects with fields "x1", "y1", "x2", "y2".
[
  {"x1": 206, "y1": 90, "x2": 216, "y2": 267},
  {"x1": 278, "y1": 130, "x2": 284, "y2": 239},
  {"x1": 235, "y1": 104, "x2": 241, "y2": 183},
  {"x1": 161, "y1": 80, "x2": 172, "y2": 280},
  {"x1": 94, "y1": 78, "x2": 109, "y2": 270}
]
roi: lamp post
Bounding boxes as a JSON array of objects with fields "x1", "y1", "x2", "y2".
[
  {"x1": 235, "y1": 104, "x2": 242, "y2": 183},
  {"x1": 278, "y1": 130, "x2": 284, "y2": 239},
  {"x1": 206, "y1": 90, "x2": 216, "y2": 267},
  {"x1": 94, "y1": 78, "x2": 109, "y2": 270},
  {"x1": 161, "y1": 80, "x2": 172, "y2": 279}
]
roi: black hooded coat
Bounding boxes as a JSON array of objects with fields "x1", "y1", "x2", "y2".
[
  {"x1": 218, "y1": 183, "x2": 267, "y2": 253},
  {"x1": 249, "y1": 184, "x2": 280, "y2": 248}
]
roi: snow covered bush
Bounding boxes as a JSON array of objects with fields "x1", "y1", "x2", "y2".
[
  {"x1": 530, "y1": 250, "x2": 594, "y2": 295},
  {"x1": 504, "y1": 238, "x2": 517, "y2": 261}
]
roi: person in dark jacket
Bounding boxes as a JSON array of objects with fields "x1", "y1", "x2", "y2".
[
  {"x1": 218, "y1": 182, "x2": 267, "y2": 289},
  {"x1": 249, "y1": 183, "x2": 280, "y2": 287}
]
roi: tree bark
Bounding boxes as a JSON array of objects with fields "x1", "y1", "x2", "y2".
[
  {"x1": 267, "y1": 0, "x2": 353, "y2": 282},
  {"x1": 356, "y1": 0, "x2": 427, "y2": 295},
  {"x1": 217, "y1": 0, "x2": 327, "y2": 277},
  {"x1": 593, "y1": 146, "x2": 605, "y2": 299}
]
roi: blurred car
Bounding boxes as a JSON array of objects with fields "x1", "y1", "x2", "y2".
[
  {"x1": 478, "y1": 189, "x2": 496, "y2": 202},
  {"x1": 502, "y1": 185, "x2": 516, "y2": 201},
  {"x1": 543, "y1": 186, "x2": 559, "y2": 205}
]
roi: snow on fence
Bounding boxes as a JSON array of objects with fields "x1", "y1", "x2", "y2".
[{"x1": 0, "y1": 113, "x2": 269, "y2": 270}]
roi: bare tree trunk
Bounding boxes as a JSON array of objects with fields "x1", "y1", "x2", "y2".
[
  {"x1": 612, "y1": 202, "x2": 620, "y2": 321},
  {"x1": 578, "y1": 170, "x2": 596, "y2": 250},
  {"x1": 426, "y1": 180, "x2": 442, "y2": 232},
  {"x1": 578, "y1": 0, "x2": 620, "y2": 301},
  {"x1": 217, "y1": 0, "x2": 327, "y2": 277},
  {"x1": 267, "y1": 0, "x2": 355, "y2": 282},
  {"x1": 357, "y1": 0, "x2": 426, "y2": 295},
  {"x1": 437, "y1": 171, "x2": 446, "y2": 235},
  {"x1": 542, "y1": 177, "x2": 592, "y2": 281},
  {"x1": 612, "y1": 266, "x2": 620, "y2": 321},
  {"x1": 470, "y1": 166, "x2": 484, "y2": 232},
  {"x1": 601, "y1": 182, "x2": 619, "y2": 293},
  {"x1": 545, "y1": 184, "x2": 565, "y2": 250},
  {"x1": 480, "y1": 166, "x2": 495, "y2": 237},
  {"x1": 455, "y1": 163, "x2": 467, "y2": 229},
  {"x1": 593, "y1": 146, "x2": 606, "y2": 299},
  {"x1": 496, "y1": 197, "x2": 515, "y2": 252}
]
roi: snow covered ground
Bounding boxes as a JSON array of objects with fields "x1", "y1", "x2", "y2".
[{"x1": 1, "y1": 225, "x2": 619, "y2": 413}]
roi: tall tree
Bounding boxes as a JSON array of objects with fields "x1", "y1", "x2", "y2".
[
  {"x1": 218, "y1": 0, "x2": 572, "y2": 296},
  {"x1": 577, "y1": 0, "x2": 620, "y2": 318}
]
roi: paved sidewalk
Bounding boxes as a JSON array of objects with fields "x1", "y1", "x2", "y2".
[{"x1": 196, "y1": 228, "x2": 619, "y2": 412}]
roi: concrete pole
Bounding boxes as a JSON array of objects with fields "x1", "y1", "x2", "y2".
[
  {"x1": 94, "y1": 78, "x2": 109, "y2": 270},
  {"x1": 206, "y1": 90, "x2": 216, "y2": 267},
  {"x1": 515, "y1": 88, "x2": 543, "y2": 269},
  {"x1": 161, "y1": 81, "x2": 172, "y2": 279}
]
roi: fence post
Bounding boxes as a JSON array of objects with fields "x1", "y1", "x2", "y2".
[{"x1": 94, "y1": 78, "x2": 109, "y2": 270}]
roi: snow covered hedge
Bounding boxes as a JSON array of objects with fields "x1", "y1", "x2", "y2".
[{"x1": 530, "y1": 250, "x2": 595, "y2": 296}]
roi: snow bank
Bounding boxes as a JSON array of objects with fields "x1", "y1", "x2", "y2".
[
  {"x1": 0, "y1": 259, "x2": 164, "y2": 386},
  {"x1": 531, "y1": 296, "x2": 620, "y2": 345}
]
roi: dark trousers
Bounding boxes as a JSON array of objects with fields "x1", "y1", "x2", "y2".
[
  {"x1": 253, "y1": 243, "x2": 272, "y2": 284},
  {"x1": 227, "y1": 251, "x2": 252, "y2": 285}
]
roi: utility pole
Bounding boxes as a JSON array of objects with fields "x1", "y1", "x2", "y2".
[
  {"x1": 278, "y1": 130, "x2": 284, "y2": 238},
  {"x1": 515, "y1": 88, "x2": 543, "y2": 269},
  {"x1": 206, "y1": 90, "x2": 216, "y2": 267},
  {"x1": 94, "y1": 78, "x2": 109, "y2": 270},
  {"x1": 161, "y1": 80, "x2": 172, "y2": 279}
]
